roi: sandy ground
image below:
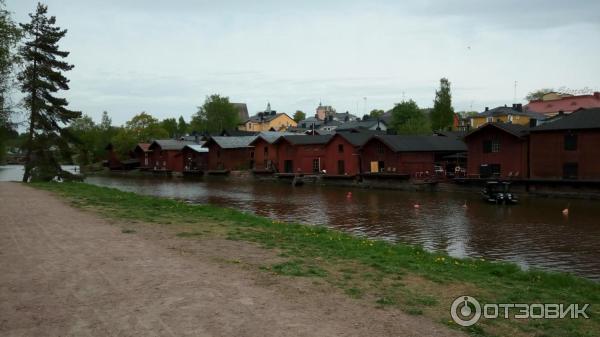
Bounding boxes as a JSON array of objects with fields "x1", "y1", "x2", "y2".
[{"x1": 0, "y1": 182, "x2": 463, "y2": 337}]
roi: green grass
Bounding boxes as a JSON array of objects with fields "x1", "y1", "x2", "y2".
[{"x1": 31, "y1": 182, "x2": 600, "y2": 337}]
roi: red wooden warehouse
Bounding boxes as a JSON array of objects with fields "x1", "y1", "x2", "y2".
[
  {"x1": 203, "y1": 136, "x2": 256, "y2": 171},
  {"x1": 463, "y1": 123, "x2": 529, "y2": 179},
  {"x1": 360, "y1": 135, "x2": 466, "y2": 176},
  {"x1": 273, "y1": 135, "x2": 332, "y2": 174},
  {"x1": 322, "y1": 132, "x2": 372, "y2": 176},
  {"x1": 249, "y1": 132, "x2": 294, "y2": 172},
  {"x1": 181, "y1": 143, "x2": 209, "y2": 173},
  {"x1": 133, "y1": 143, "x2": 151, "y2": 169},
  {"x1": 529, "y1": 108, "x2": 600, "y2": 180},
  {"x1": 148, "y1": 139, "x2": 196, "y2": 172}
]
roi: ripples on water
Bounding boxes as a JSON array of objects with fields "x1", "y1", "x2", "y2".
[{"x1": 1, "y1": 165, "x2": 598, "y2": 281}]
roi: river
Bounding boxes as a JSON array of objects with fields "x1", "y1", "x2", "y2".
[{"x1": 1, "y1": 165, "x2": 599, "y2": 281}]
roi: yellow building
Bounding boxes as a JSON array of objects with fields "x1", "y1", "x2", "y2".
[
  {"x1": 239, "y1": 103, "x2": 297, "y2": 132},
  {"x1": 240, "y1": 112, "x2": 297, "y2": 132},
  {"x1": 469, "y1": 104, "x2": 546, "y2": 129}
]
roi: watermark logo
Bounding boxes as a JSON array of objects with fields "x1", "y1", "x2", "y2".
[
  {"x1": 450, "y1": 296, "x2": 590, "y2": 327},
  {"x1": 451, "y1": 296, "x2": 481, "y2": 326}
]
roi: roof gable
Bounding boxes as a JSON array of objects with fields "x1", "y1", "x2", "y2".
[{"x1": 464, "y1": 123, "x2": 529, "y2": 140}]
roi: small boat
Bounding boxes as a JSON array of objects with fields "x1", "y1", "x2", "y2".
[{"x1": 481, "y1": 181, "x2": 518, "y2": 204}]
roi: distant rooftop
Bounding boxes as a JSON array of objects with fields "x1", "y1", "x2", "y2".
[
  {"x1": 530, "y1": 108, "x2": 600, "y2": 132},
  {"x1": 205, "y1": 136, "x2": 257, "y2": 149},
  {"x1": 526, "y1": 92, "x2": 600, "y2": 115}
]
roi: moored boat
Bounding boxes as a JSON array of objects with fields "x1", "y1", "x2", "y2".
[{"x1": 481, "y1": 181, "x2": 518, "y2": 204}]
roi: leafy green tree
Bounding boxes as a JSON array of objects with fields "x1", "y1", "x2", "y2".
[
  {"x1": 293, "y1": 110, "x2": 306, "y2": 122},
  {"x1": 69, "y1": 115, "x2": 102, "y2": 165},
  {"x1": 99, "y1": 111, "x2": 112, "y2": 131},
  {"x1": 390, "y1": 100, "x2": 431, "y2": 135},
  {"x1": 111, "y1": 127, "x2": 137, "y2": 159},
  {"x1": 177, "y1": 116, "x2": 188, "y2": 136},
  {"x1": 125, "y1": 112, "x2": 168, "y2": 141},
  {"x1": 160, "y1": 118, "x2": 178, "y2": 138},
  {"x1": 525, "y1": 88, "x2": 553, "y2": 101},
  {"x1": 107, "y1": 112, "x2": 168, "y2": 160},
  {"x1": 369, "y1": 109, "x2": 384, "y2": 119},
  {"x1": 430, "y1": 78, "x2": 454, "y2": 131},
  {"x1": 0, "y1": 0, "x2": 21, "y2": 161},
  {"x1": 190, "y1": 94, "x2": 239, "y2": 133},
  {"x1": 19, "y1": 3, "x2": 81, "y2": 182}
]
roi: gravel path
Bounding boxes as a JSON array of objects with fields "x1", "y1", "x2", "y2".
[{"x1": 0, "y1": 182, "x2": 462, "y2": 337}]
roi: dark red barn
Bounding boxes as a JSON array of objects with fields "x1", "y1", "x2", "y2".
[
  {"x1": 133, "y1": 143, "x2": 151, "y2": 169},
  {"x1": 529, "y1": 108, "x2": 600, "y2": 180},
  {"x1": 248, "y1": 132, "x2": 294, "y2": 172},
  {"x1": 464, "y1": 123, "x2": 529, "y2": 179},
  {"x1": 322, "y1": 133, "x2": 371, "y2": 176},
  {"x1": 181, "y1": 143, "x2": 209, "y2": 172},
  {"x1": 361, "y1": 135, "x2": 466, "y2": 176},
  {"x1": 203, "y1": 136, "x2": 256, "y2": 171},
  {"x1": 273, "y1": 135, "x2": 332, "y2": 174},
  {"x1": 148, "y1": 139, "x2": 196, "y2": 172}
]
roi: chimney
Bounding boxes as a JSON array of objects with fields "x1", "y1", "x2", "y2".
[
  {"x1": 558, "y1": 110, "x2": 564, "y2": 115},
  {"x1": 485, "y1": 107, "x2": 489, "y2": 111},
  {"x1": 594, "y1": 92, "x2": 600, "y2": 99},
  {"x1": 512, "y1": 103, "x2": 523, "y2": 112}
]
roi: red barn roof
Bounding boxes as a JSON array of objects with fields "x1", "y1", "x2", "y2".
[
  {"x1": 136, "y1": 143, "x2": 151, "y2": 152},
  {"x1": 526, "y1": 92, "x2": 600, "y2": 115}
]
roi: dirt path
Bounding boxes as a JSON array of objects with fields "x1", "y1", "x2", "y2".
[{"x1": 0, "y1": 182, "x2": 462, "y2": 337}]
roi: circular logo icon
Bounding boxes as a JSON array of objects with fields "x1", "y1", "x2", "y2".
[{"x1": 451, "y1": 296, "x2": 481, "y2": 326}]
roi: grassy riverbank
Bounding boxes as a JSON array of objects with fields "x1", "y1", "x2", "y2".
[{"x1": 32, "y1": 182, "x2": 599, "y2": 337}]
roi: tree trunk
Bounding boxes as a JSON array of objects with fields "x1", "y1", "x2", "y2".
[{"x1": 22, "y1": 59, "x2": 37, "y2": 182}]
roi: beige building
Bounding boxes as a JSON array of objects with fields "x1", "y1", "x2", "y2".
[
  {"x1": 239, "y1": 103, "x2": 297, "y2": 132},
  {"x1": 470, "y1": 104, "x2": 546, "y2": 129}
]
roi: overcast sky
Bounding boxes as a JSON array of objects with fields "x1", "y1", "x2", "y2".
[{"x1": 6, "y1": 0, "x2": 600, "y2": 125}]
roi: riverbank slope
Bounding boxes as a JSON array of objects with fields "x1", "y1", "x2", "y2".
[
  {"x1": 4, "y1": 182, "x2": 599, "y2": 336},
  {"x1": 0, "y1": 182, "x2": 461, "y2": 337}
]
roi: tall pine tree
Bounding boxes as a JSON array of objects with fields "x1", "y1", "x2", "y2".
[
  {"x1": 430, "y1": 78, "x2": 454, "y2": 131},
  {"x1": 0, "y1": 0, "x2": 21, "y2": 161},
  {"x1": 19, "y1": 3, "x2": 80, "y2": 182}
]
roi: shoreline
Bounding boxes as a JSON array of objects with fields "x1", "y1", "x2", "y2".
[
  {"x1": 31, "y1": 181, "x2": 600, "y2": 337},
  {"x1": 85, "y1": 167, "x2": 600, "y2": 200}
]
